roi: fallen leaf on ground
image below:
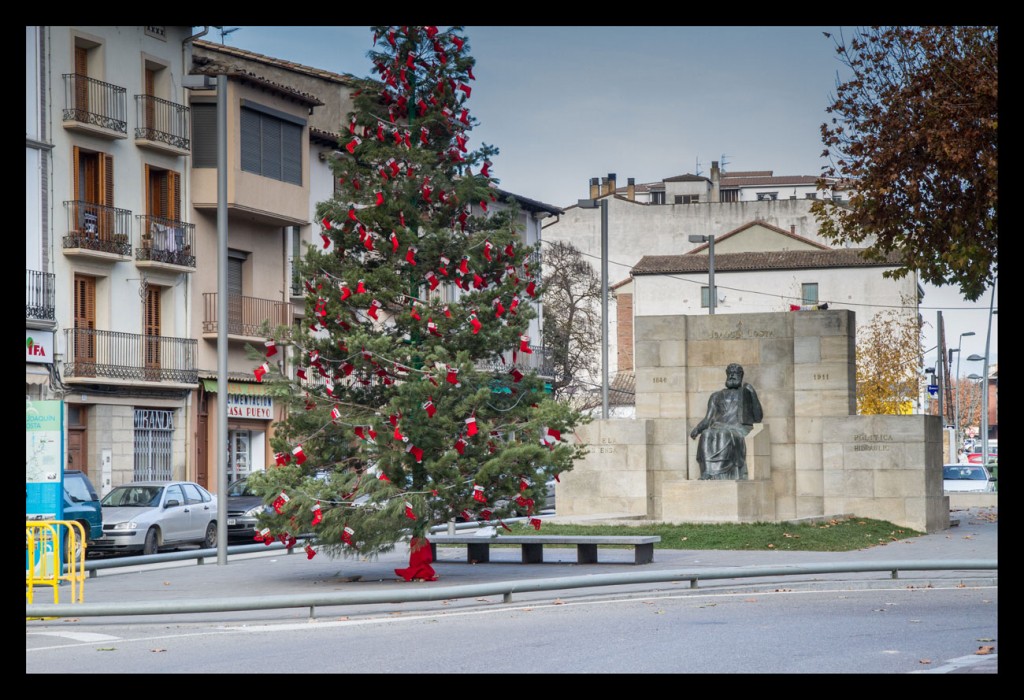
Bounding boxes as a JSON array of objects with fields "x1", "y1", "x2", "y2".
[
  {"x1": 553, "y1": 599, "x2": 565, "y2": 605},
  {"x1": 976, "y1": 646, "x2": 995, "y2": 655},
  {"x1": 150, "y1": 648, "x2": 166, "y2": 653},
  {"x1": 919, "y1": 659, "x2": 932, "y2": 664},
  {"x1": 97, "y1": 647, "x2": 116, "y2": 651},
  {"x1": 744, "y1": 598, "x2": 758, "y2": 603}
]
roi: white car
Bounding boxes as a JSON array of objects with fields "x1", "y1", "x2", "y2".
[
  {"x1": 91, "y1": 480, "x2": 218, "y2": 555},
  {"x1": 942, "y1": 465, "x2": 995, "y2": 493}
]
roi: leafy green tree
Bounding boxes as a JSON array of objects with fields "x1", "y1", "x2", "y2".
[
  {"x1": 813, "y1": 26, "x2": 997, "y2": 301},
  {"x1": 249, "y1": 26, "x2": 584, "y2": 564},
  {"x1": 856, "y1": 307, "x2": 922, "y2": 415}
]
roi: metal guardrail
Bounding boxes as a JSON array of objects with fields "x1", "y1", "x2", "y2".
[{"x1": 27, "y1": 549, "x2": 996, "y2": 620}]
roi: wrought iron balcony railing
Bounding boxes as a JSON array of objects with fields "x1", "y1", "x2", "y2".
[
  {"x1": 62, "y1": 74, "x2": 127, "y2": 135},
  {"x1": 63, "y1": 201, "x2": 133, "y2": 254},
  {"x1": 475, "y1": 344, "x2": 553, "y2": 378},
  {"x1": 135, "y1": 215, "x2": 196, "y2": 267},
  {"x1": 134, "y1": 94, "x2": 190, "y2": 151},
  {"x1": 63, "y1": 328, "x2": 197, "y2": 384},
  {"x1": 26, "y1": 269, "x2": 56, "y2": 321},
  {"x1": 203, "y1": 293, "x2": 293, "y2": 337}
]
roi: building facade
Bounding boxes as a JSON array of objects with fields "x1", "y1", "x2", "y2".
[{"x1": 28, "y1": 25, "x2": 202, "y2": 496}]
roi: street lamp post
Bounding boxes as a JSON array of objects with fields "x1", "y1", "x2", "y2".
[
  {"x1": 953, "y1": 331, "x2": 976, "y2": 452},
  {"x1": 967, "y1": 281, "x2": 997, "y2": 467},
  {"x1": 577, "y1": 197, "x2": 609, "y2": 419},
  {"x1": 687, "y1": 234, "x2": 716, "y2": 315}
]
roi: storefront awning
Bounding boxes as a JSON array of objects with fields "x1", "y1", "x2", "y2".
[{"x1": 201, "y1": 379, "x2": 272, "y2": 396}]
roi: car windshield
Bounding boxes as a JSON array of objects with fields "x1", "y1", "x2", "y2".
[
  {"x1": 102, "y1": 485, "x2": 163, "y2": 507},
  {"x1": 64, "y1": 477, "x2": 93, "y2": 502},
  {"x1": 227, "y1": 479, "x2": 255, "y2": 497},
  {"x1": 943, "y1": 466, "x2": 988, "y2": 481}
]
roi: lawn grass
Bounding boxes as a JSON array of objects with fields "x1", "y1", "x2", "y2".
[{"x1": 482, "y1": 517, "x2": 924, "y2": 552}]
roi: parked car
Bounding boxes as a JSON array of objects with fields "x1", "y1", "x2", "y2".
[
  {"x1": 942, "y1": 464, "x2": 996, "y2": 493},
  {"x1": 226, "y1": 476, "x2": 270, "y2": 543},
  {"x1": 967, "y1": 441, "x2": 998, "y2": 464},
  {"x1": 62, "y1": 469, "x2": 103, "y2": 560},
  {"x1": 91, "y1": 480, "x2": 218, "y2": 556}
]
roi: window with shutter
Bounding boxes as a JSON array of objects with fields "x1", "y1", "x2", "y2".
[
  {"x1": 74, "y1": 275, "x2": 96, "y2": 375},
  {"x1": 191, "y1": 104, "x2": 217, "y2": 168},
  {"x1": 145, "y1": 286, "x2": 161, "y2": 374},
  {"x1": 227, "y1": 252, "x2": 245, "y2": 334},
  {"x1": 144, "y1": 68, "x2": 156, "y2": 133},
  {"x1": 240, "y1": 106, "x2": 303, "y2": 185},
  {"x1": 74, "y1": 46, "x2": 88, "y2": 116}
]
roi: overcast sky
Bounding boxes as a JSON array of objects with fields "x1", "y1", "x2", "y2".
[{"x1": 218, "y1": 25, "x2": 997, "y2": 370}]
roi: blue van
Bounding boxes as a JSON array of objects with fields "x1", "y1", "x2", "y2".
[{"x1": 63, "y1": 470, "x2": 103, "y2": 556}]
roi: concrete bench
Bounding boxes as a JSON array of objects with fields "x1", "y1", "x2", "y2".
[{"x1": 429, "y1": 534, "x2": 660, "y2": 565}]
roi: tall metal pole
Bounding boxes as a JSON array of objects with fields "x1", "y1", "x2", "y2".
[
  {"x1": 216, "y1": 74, "x2": 228, "y2": 565},
  {"x1": 600, "y1": 198, "x2": 609, "y2": 419},
  {"x1": 954, "y1": 331, "x2": 976, "y2": 454},
  {"x1": 708, "y1": 235, "x2": 716, "y2": 315},
  {"x1": 936, "y1": 311, "x2": 944, "y2": 431},
  {"x1": 981, "y1": 281, "x2": 996, "y2": 467}
]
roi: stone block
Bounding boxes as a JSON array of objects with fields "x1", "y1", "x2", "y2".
[
  {"x1": 660, "y1": 479, "x2": 775, "y2": 523},
  {"x1": 636, "y1": 366, "x2": 684, "y2": 394},
  {"x1": 634, "y1": 340, "x2": 661, "y2": 369},
  {"x1": 793, "y1": 336, "x2": 821, "y2": 364},
  {"x1": 635, "y1": 393, "x2": 661, "y2": 419},
  {"x1": 635, "y1": 315, "x2": 688, "y2": 342},
  {"x1": 820, "y1": 335, "x2": 855, "y2": 362},
  {"x1": 659, "y1": 340, "x2": 688, "y2": 367},
  {"x1": 792, "y1": 309, "x2": 854, "y2": 337}
]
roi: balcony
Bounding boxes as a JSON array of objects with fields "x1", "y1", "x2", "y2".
[
  {"x1": 26, "y1": 269, "x2": 56, "y2": 325},
  {"x1": 62, "y1": 74, "x2": 127, "y2": 139},
  {"x1": 134, "y1": 95, "x2": 190, "y2": 156},
  {"x1": 135, "y1": 215, "x2": 196, "y2": 270},
  {"x1": 62, "y1": 328, "x2": 197, "y2": 386},
  {"x1": 203, "y1": 293, "x2": 292, "y2": 341},
  {"x1": 62, "y1": 201, "x2": 133, "y2": 260},
  {"x1": 476, "y1": 344, "x2": 554, "y2": 379}
]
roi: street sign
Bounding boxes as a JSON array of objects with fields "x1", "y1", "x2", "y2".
[{"x1": 927, "y1": 384, "x2": 938, "y2": 397}]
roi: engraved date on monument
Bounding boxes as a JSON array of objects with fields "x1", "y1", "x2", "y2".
[
  {"x1": 813, "y1": 373, "x2": 830, "y2": 381},
  {"x1": 652, "y1": 377, "x2": 667, "y2": 384}
]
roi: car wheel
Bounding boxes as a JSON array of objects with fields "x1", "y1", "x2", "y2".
[
  {"x1": 202, "y1": 522, "x2": 217, "y2": 549},
  {"x1": 63, "y1": 526, "x2": 86, "y2": 565},
  {"x1": 143, "y1": 528, "x2": 159, "y2": 556}
]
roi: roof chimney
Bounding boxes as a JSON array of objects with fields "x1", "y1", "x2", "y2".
[
  {"x1": 791, "y1": 225, "x2": 796, "y2": 235},
  {"x1": 608, "y1": 173, "x2": 617, "y2": 195},
  {"x1": 601, "y1": 177, "x2": 610, "y2": 196},
  {"x1": 627, "y1": 177, "x2": 635, "y2": 201},
  {"x1": 711, "y1": 161, "x2": 721, "y2": 203},
  {"x1": 589, "y1": 177, "x2": 600, "y2": 199}
]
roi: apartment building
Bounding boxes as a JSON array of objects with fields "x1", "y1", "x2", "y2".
[{"x1": 28, "y1": 26, "x2": 201, "y2": 495}]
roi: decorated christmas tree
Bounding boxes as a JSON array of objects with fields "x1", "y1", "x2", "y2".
[{"x1": 248, "y1": 25, "x2": 585, "y2": 577}]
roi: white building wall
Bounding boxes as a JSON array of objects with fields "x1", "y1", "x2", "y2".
[
  {"x1": 544, "y1": 197, "x2": 832, "y2": 290},
  {"x1": 632, "y1": 267, "x2": 918, "y2": 330}
]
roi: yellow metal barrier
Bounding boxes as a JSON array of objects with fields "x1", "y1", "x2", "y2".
[{"x1": 26, "y1": 521, "x2": 86, "y2": 606}]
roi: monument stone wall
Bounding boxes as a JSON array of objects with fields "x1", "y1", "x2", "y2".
[{"x1": 558, "y1": 311, "x2": 949, "y2": 533}]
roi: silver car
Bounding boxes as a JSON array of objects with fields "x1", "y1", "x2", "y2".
[{"x1": 91, "y1": 481, "x2": 218, "y2": 555}]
